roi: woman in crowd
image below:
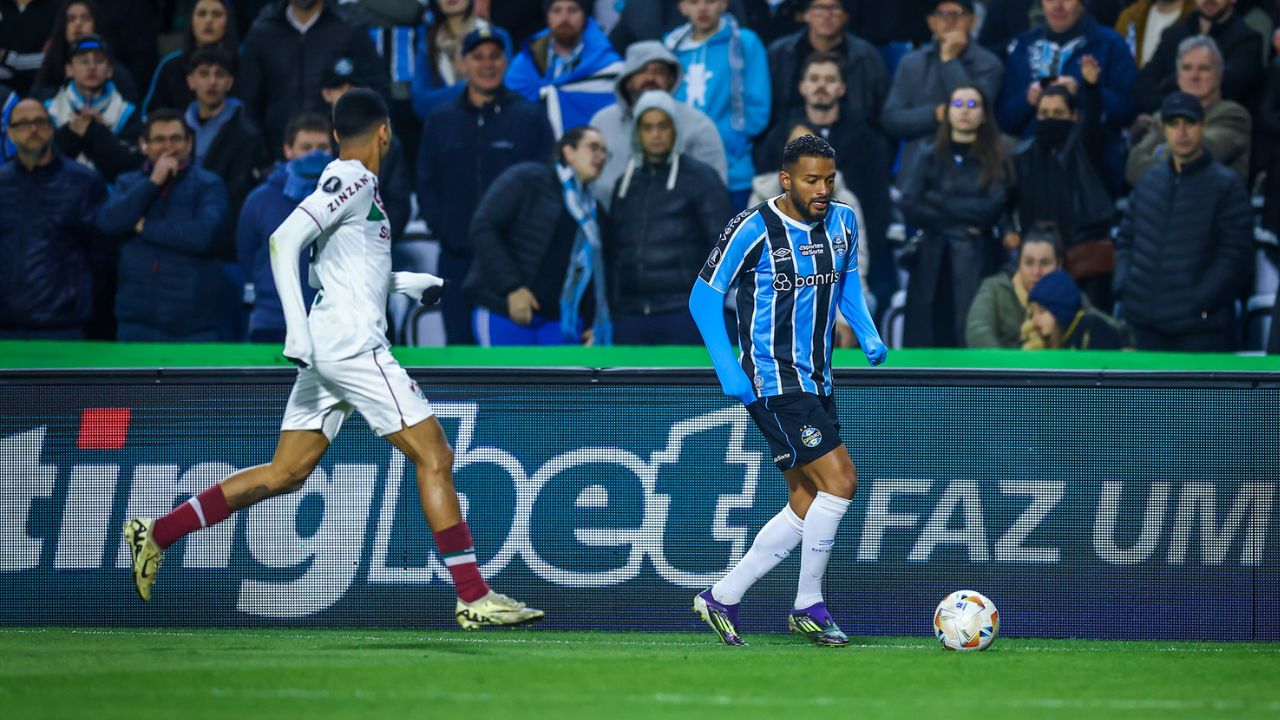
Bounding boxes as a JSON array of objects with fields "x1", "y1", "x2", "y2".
[
  {"x1": 965, "y1": 226, "x2": 1062, "y2": 349},
  {"x1": 464, "y1": 126, "x2": 612, "y2": 346},
  {"x1": 1024, "y1": 269, "x2": 1131, "y2": 350},
  {"x1": 143, "y1": 0, "x2": 239, "y2": 117},
  {"x1": 30, "y1": 0, "x2": 139, "y2": 102},
  {"x1": 900, "y1": 84, "x2": 1012, "y2": 348}
]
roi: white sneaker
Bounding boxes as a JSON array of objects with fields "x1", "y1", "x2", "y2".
[{"x1": 455, "y1": 590, "x2": 545, "y2": 630}]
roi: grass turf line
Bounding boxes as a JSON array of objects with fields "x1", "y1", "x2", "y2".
[{"x1": 2, "y1": 629, "x2": 1278, "y2": 720}]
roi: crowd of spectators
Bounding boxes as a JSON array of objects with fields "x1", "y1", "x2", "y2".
[{"x1": 2, "y1": 0, "x2": 1279, "y2": 353}]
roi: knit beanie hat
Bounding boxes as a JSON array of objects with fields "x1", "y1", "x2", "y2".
[
  {"x1": 1028, "y1": 269, "x2": 1083, "y2": 330},
  {"x1": 544, "y1": 0, "x2": 590, "y2": 14}
]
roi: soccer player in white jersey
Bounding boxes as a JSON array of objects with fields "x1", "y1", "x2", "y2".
[{"x1": 123, "y1": 89, "x2": 543, "y2": 629}]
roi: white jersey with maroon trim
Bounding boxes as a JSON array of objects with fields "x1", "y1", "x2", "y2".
[{"x1": 295, "y1": 158, "x2": 393, "y2": 361}]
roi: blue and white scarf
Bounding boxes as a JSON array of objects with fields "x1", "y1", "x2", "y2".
[{"x1": 557, "y1": 163, "x2": 612, "y2": 345}]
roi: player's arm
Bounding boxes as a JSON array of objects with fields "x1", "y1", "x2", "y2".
[
  {"x1": 836, "y1": 223, "x2": 887, "y2": 367},
  {"x1": 690, "y1": 212, "x2": 763, "y2": 405},
  {"x1": 389, "y1": 271, "x2": 446, "y2": 305},
  {"x1": 268, "y1": 209, "x2": 322, "y2": 367}
]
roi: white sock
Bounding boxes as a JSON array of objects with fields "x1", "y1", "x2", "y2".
[
  {"x1": 711, "y1": 505, "x2": 804, "y2": 605},
  {"x1": 794, "y1": 491, "x2": 851, "y2": 609}
]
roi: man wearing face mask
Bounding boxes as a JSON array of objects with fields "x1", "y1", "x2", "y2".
[
  {"x1": 1011, "y1": 54, "x2": 1116, "y2": 310},
  {"x1": 1135, "y1": 0, "x2": 1263, "y2": 113}
]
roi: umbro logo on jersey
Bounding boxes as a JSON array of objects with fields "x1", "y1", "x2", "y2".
[
  {"x1": 771, "y1": 248, "x2": 792, "y2": 260},
  {"x1": 325, "y1": 174, "x2": 372, "y2": 212}
]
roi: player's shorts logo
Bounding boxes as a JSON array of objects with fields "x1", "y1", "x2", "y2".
[
  {"x1": 706, "y1": 247, "x2": 722, "y2": 268},
  {"x1": 772, "y1": 274, "x2": 792, "y2": 292},
  {"x1": 322, "y1": 177, "x2": 342, "y2": 193},
  {"x1": 832, "y1": 234, "x2": 848, "y2": 257},
  {"x1": 800, "y1": 425, "x2": 822, "y2": 448}
]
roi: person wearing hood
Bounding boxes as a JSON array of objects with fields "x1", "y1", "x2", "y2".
[
  {"x1": 184, "y1": 47, "x2": 269, "y2": 262},
  {"x1": 1024, "y1": 268, "x2": 1130, "y2": 349},
  {"x1": 664, "y1": 0, "x2": 771, "y2": 211},
  {"x1": 607, "y1": 91, "x2": 730, "y2": 344},
  {"x1": 589, "y1": 40, "x2": 726, "y2": 210},
  {"x1": 996, "y1": 0, "x2": 1136, "y2": 191},
  {"x1": 236, "y1": 111, "x2": 331, "y2": 343},
  {"x1": 505, "y1": 0, "x2": 624, "y2": 137},
  {"x1": 1011, "y1": 56, "x2": 1117, "y2": 311}
]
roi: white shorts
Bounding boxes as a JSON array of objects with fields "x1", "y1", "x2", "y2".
[{"x1": 281, "y1": 347, "x2": 434, "y2": 439}]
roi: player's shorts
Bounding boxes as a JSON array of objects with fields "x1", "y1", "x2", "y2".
[
  {"x1": 281, "y1": 346, "x2": 434, "y2": 439},
  {"x1": 746, "y1": 392, "x2": 842, "y2": 471}
]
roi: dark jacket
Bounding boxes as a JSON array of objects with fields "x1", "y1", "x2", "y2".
[
  {"x1": 417, "y1": 87, "x2": 554, "y2": 257},
  {"x1": 0, "y1": 0, "x2": 59, "y2": 96},
  {"x1": 0, "y1": 154, "x2": 107, "y2": 330},
  {"x1": 1135, "y1": 11, "x2": 1264, "y2": 114},
  {"x1": 900, "y1": 144, "x2": 1009, "y2": 239},
  {"x1": 463, "y1": 162, "x2": 575, "y2": 314},
  {"x1": 1114, "y1": 151, "x2": 1252, "y2": 335},
  {"x1": 236, "y1": 164, "x2": 317, "y2": 335},
  {"x1": 1012, "y1": 81, "x2": 1114, "y2": 244},
  {"x1": 238, "y1": 0, "x2": 388, "y2": 152},
  {"x1": 51, "y1": 110, "x2": 144, "y2": 184},
  {"x1": 608, "y1": 155, "x2": 730, "y2": 315},
  {"x1": 881, "y1": 40, "x2": 1005, "y2": 146},
  {"x1": 96, "y1": 163, "x2": 231, "y2": 335},
  {"x1": 766, "y1": 29, "x2": 888, "y2": 130},
  {"x1": 1061, "y1": 308, "x2": 1131, "y2": 349},
  {"x1": 192, "y1": 103, "x2": 269, "y2": 259}
]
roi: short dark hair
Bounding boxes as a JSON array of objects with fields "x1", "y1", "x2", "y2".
[
  {"x1": 144, "y1": 108, "x2": 192, "y2": 139},
  {"x1": 782, "y1": 133, "x2": 835, "y2": 170},
  {"x1": 556, "y1": 125, "x2": 596, "y2": 164},
  {"x1": 331, "y1": 88, "x2": 389, "y2": 140},
  {"x1": 1038, "y1": 85, "x2": 1077, "y2": 112},
  {"x1": 1020, "y1": 222, "x2": 1064, "y2": 262},
  {"x1": 800, "y1": 51, "x2": 845, "y2": 84},
  {"x1": 187, "y1": 47, "x2": 236, "y2": 76},
  {"x1": 284, "y1": 111, "x2": 332, "y2": 148}
]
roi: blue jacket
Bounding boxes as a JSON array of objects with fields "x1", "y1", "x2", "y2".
[
  {"x1": 0, "y1": 154, "x2": 107, "y2": 330},
  {"x1": 663, "y1": 16, "x2": 771, "y2": 192},
  {"x1": 236, "y1": 164, "x2": 317, "y2": 334},
  {"x1": 996, "y1": 15, "x2": 1136, "y2": 187},
  {"x1": 417, "y1": 86, "x2": 554, "y2": 257},
  {"x1": 96, "y1": 163, "x2": 230, "y2": 335},
  {"x1": 505, "y1": 18, "x2": 623, "y2": 135}
]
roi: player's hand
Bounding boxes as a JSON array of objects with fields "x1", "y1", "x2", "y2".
[
  {"x1": 717, "y1": 367, "x2": 756, "y2": 405},
  {"x1": 507, "y1": 287, "x2": 540, "y2": 326},
  {"x1": 391, "y1": 271, "x2": 446, "y2": 305},
  {"x1": 282, "y1": 332, "x2": 315, "y2": 369},
  {"x1": 861, "y1": 337, "x2": 888, "y2": 366}
]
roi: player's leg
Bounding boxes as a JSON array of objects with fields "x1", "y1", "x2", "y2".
[
  {"x1": 695, "y1": 469, "x2": 812, "y2": 646},
  {"x1": 385, "y1": 417, "x2": 544, "y2": 629},
  {"x1": 788, "y1": 445, "x2": 857, "y2": 647},
  {"x1": 123, "y1": 429, "x2": 331, "y2": 601}
]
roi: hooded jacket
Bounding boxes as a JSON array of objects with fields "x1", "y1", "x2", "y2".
[
  {"x1": 506, "y1": 18, "x2": 624, "y2": 137},
  {"x1": 589, "y1": 40, "x2": 727, "y2": 209},
  {"x1": 607, "y1": 91, "x2": 730, "y2": 315},
  {"x1": 664, "y1": 14, "x2": 771, "y2": 192},
  {"x1": 236, "y1": 163, "x2": 319, "y2": 335}
]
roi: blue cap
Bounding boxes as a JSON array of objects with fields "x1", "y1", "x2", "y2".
[
  {"x1": 69, "y1": 34, "x2": 109, "y2": 58},
  {"x1": 462, "y1": 26, "x2": 512, "y2": 58},
  {"x1": 1160, "y1": 91, "x2": 1204, "y2": 123}
]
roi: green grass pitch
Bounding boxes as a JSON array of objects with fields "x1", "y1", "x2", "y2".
[{"x1": 3, "y1": 628, "x2": 1278, "y2": 720}]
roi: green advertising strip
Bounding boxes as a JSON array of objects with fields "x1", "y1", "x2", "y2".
[{"x1": 1, "y1": 341, "x2": 1279, "y2": 372}]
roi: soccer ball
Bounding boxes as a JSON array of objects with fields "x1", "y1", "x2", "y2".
[{"x1": 933, "y1": 590, "x2": 999, "y2": 651}]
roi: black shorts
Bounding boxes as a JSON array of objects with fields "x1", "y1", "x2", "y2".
[{"x1": 746, "y1": 392, "x2": 842, "y2": 471}]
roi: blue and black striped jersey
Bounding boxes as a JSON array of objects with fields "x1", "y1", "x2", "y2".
[{"x1": 699, "y1": 196, "x2": 859, "y2": 398}]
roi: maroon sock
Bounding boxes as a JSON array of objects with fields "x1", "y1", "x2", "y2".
[
  {"x1": 433, "y1": 521, "x2": 489, "y2": 602},
  {"x1": 152, "y1": 484, "x2": 232, "y2": 550}
]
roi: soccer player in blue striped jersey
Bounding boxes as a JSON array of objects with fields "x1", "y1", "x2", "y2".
[{"x1": 688, "y1": 134, "x2": 886, "y2": 647}]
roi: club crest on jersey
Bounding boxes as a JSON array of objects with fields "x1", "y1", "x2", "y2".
[
  {"x1": 322, "y1": 177, "x2": 342, "y2": 193},
  {"x1": 800, "y1": 425, "x2": 823, "y2": 448},
  {"x1": 772, "y1": 247, "x2": 792, "y2": 261},
  {"x1": 706, "y1": 247, "x2": 722, "y2": 268},
  {"x1": 832, "y1": 234, "x2": 848, "y2": 257},
  {"x1": 325, "y1": 174, "x2": 372, "y2": 212}
]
